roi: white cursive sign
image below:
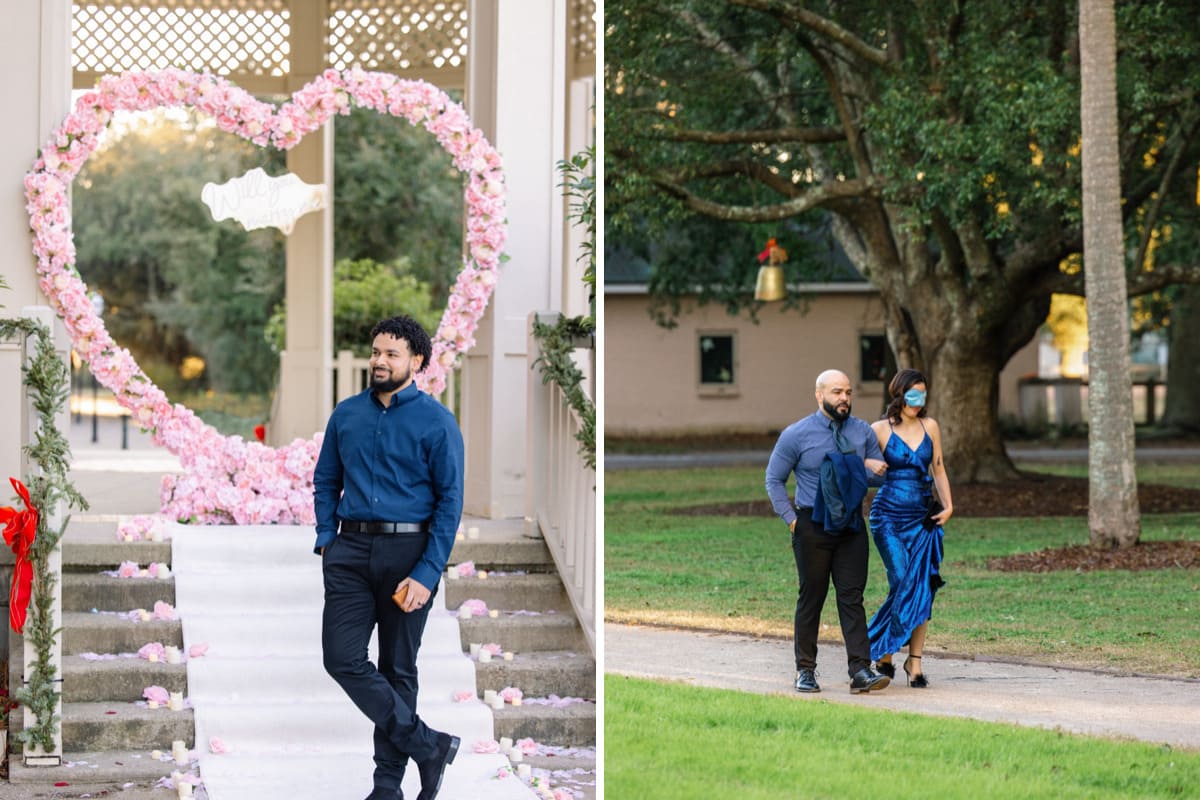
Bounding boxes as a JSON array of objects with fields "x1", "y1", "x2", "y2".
[{"x1": 201, "y1": 168, "x2": 327, "y2": 234}]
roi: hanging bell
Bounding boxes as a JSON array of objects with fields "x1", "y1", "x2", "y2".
[{"x1": 754, "y1": 265, "x2": 786, "y2": 302}]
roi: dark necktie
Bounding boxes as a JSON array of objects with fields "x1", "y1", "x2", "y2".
[{"x1": 831, "y1": 419, "x2": 853, "y2": 454}]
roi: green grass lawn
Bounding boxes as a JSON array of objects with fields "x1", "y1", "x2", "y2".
[
  {"x1": 605, "y1": 464, "x2": 1200, "y2": 675},
  {"x1": 606, "y1": 677, "x2": 1200, "y2": 799}
]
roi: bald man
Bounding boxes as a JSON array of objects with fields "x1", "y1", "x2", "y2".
[{"x1": 765, "y1": 369, "x2": 891, "y2": 694}]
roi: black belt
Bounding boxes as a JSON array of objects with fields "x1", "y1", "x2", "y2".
[{"x1": 339, "y1": 520, "x2": 428, "y2": 534}]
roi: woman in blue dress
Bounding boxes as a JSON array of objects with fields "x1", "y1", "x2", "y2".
[{"x1": 867, "y1": 369, "x2": 954, "y2": 687}]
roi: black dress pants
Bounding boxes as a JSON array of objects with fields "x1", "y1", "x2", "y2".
[
  {"x1": 322, "y1": 529, "x2": 440, "y2": 792},
  {"x1": 791, "y1": 513, "x2": 872, "y2": 677}
]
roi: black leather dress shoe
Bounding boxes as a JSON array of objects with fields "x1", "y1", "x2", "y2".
[
  {"x1": 794, "y1": 668, "x2": 821, "y2": 693},
  {"x1": 416, "y1": 732, "x2": 460, "y2": 800},
  {"x1": 849, "y1": 667, "x2": 890, "y2": 694},
  {"x1": 363, "y1": 788, "x2": 402, "y2": 800}
]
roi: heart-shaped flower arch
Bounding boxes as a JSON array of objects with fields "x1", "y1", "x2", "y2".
[{"x1": 24, "y1": 68, "x2": 507, "y2": 525}]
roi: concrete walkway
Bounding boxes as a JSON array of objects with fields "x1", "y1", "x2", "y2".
[{"x1": 605, "y1": 623, "x2": 1200, "y2": 750}]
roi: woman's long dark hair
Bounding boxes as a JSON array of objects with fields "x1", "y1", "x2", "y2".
[{"x1": 884, "y1": 368, "x2": 929, "y2": 424}]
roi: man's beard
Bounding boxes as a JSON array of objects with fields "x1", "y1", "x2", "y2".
[
  {"x1": 822, "y1": 398, "x2": 851, "y2": 422},
  {"x1": 370, "y1": 367, "x2": 410, "y2": 393}
]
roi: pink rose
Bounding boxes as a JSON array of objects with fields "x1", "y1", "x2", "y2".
[
  {"x1": 117, "y1": 561, "x2": 139, "y2": 578},
  {"x1": 453, "y1": 690, "x2": 475, "y2": 703},
  {"x1": 473, "y1": 739, "x2": 501, "y2": 754},
  {"x1": 499, "y1": 686, "x2": 523, "y2": 703},
  {"x1": 209, "y1": 737, "x2": 229, "y2": 755},
  {"x1": 188, "y1": 643, "x2": 209, "y2": 658},
  {"x1": 138, "y1": 642, "x2": 166, "y2": 661},
  {"x1": 153, "y1": 601, "x2": 178, "y2": 621},
  {"x1": 459, "y1": 598, "x2": 489, "y2": 617},
  {"x1": 143, "y1": 685, "x2": 169, "y2": 705}
]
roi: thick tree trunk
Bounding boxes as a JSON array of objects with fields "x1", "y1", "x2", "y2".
[
  {"x1": 1161, "y1": 285, "x2": 1200, "y2": 433},
  {"x1": 1079, "y1": 0, "x2": 1141, "y2": 548},
  {"x1": 929, "y1": 350, "x2": 1018, "y2": 483}
]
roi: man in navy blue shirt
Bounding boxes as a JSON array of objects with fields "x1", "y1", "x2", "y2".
[
  {"x1": 314, "y1": 315, "x2": 463, "y2": 800},
  {"x1": 766, "y1": 369, "x2": 891, "y2": 695}
]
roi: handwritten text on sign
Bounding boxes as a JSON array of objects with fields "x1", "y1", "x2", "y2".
[{"x1": 201, "y1": 168, "x2": 327, "y2": 234}]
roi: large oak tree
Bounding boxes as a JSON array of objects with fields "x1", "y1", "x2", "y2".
[{"x1": 607, "y1": 0, "x2": 1200, "y2": 482}]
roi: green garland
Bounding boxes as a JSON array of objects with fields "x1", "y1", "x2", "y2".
[
  {"x1": 0, "y1": 317, "x2": 87, "y2": 752},
  {"x1": 531, "y1": 316, "x2": 596, "y2": 470}
]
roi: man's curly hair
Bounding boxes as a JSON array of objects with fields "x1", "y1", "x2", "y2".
[{"x1": 370, "y1": 315, "x2": 432, "y2": 372}]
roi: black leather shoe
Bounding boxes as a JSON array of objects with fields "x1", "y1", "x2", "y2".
[
  {"x1": 364, "y1": 788, "x2": 402, "y2": 800},
  {"x1": 416, "y1": 732, "x2": 460, "y2": 800},
  {"x1": 875, "y1": 660, "x2": 896, "y2": 679},
  {"x1": 794, "y1": 668, "x2": 821, "y2": 693},
  {"x1": 849, "y1": 667, "x2": 890, "y2": 694}
]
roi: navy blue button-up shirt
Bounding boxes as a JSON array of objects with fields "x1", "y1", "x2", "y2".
[{"x1": 312, "y1": 382, "x2": 464, "y2": 590}]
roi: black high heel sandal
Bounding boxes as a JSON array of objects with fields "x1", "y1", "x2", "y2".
[
  {"x1": 903, "y1": 656, "x2": 928, "y2": 688},
  {"x1": 875, "y1": 660, "x2": 895, "y2": 679}
]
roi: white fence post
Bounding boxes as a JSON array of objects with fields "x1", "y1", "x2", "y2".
[{"x1": 20, "y1": 306, "x2": 63, "y2": 766}]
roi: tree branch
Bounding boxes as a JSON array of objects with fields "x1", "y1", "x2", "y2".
[
  {"x1": 652, "y1": 173, "x2": 881, "y2": 222},
  {"x1": 654, "y1": 125, "x2": 845, "y2": 145},
  {"x1": 1133, "y1": 115, "x2": 1200, "y2": 272},
  {"x1": 727, "y1": 0, "x2": 891, "y2": 69},
  {"x1": 675, "y1": 8, "x2": 797, "y2": 126},
  {"x1": 1043, "y1": 262, "x2": 1200, "y2": 297},
  {"x1": 658, "y1": 158, "x2": 804, "y2": 199}
]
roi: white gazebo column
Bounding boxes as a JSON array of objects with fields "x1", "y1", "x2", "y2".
[
  {"x1": 272, "y1": 124, "x2": 334, "y2": 444},
  {"x1": 1, "y1": 0, "x2": 72, "y2": 763},
  {"x1": 464, "y1": 0, "x2": 566, "y2": 517},
  {"x1": 270, "y1": 0, "x2": 334, "y2": 445}
]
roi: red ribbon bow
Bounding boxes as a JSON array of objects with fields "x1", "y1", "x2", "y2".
[{"x1": 1, "y1": 478, "x2": 39, "y2": 634}]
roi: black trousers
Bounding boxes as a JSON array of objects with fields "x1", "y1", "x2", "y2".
[
  {"x1": 322, "y1": 529, "x2": 440, "y2": 791},
  {"x1": 791, "y1": 513, "x2": 872, "y2": 677}
]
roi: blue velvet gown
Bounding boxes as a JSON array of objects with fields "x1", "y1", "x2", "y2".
[{"x1": 867, "y1": 428, "x2": 945, "y2": 661}]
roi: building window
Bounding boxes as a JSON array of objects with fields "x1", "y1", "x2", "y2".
[
  {"x1": 699, "y1": 332, "x2": 736, "y2": 392},
  {"x1": 860, "y1": 334, "x2": 889, "y2": 383}
]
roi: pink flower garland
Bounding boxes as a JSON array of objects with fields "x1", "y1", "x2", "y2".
[{"x1": 24, "y1": 68, "x2": 507, "y2": 525}]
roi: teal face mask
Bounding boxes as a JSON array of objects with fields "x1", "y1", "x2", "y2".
[{"x1": 904, "y1": 388, "x2": 926, "y2": 408}]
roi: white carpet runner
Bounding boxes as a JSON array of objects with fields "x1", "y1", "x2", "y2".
[{"x1": 170, "y1": 523, "x2": 537, "y2": 800}]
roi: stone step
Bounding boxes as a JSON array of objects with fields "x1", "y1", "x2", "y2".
[
  {"x1": 62, "y1": 539, "x2": 172, "y2": 570},
  {"x1": 62, "y1": 654, "x2": 187, "y2": 702},
  {"x1": 444, "y1": 573, "x2": 569, "y2": 613},
  {"x1": 526, "y1": 751, "x2": 597, "y2": 800},
  {"x1": 492, "y1": 701, "x2": 596, "y2": 746},
  {"x1": 7, "y1": 748, "x2": 186, "y2": 787},
  {"x1": 62, "y1": 611, "x2": 183, "y2": 655},
  {"x1": 448, "y1": 532, "x2": 554, "y2": 572},
  {"x1": 475, "y1": 651, "x2": 595, "y2": 699},
  {"x1": 61, "y1": 701, "x2": 194, "y2": 752},
  {"x1": 459, "y1": 612, "x2": 585, "y2": 653},
  {"x1": 63, "y1": 573, "x2": 176, "y2": 612}
]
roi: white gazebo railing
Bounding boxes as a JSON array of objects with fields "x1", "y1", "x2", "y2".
[
  {"x1": 526, "y1": 312, "x2": 595, "y2": 655},
  {"x1": 331, "y1": 349, "x2": 458, "y2": 414}
]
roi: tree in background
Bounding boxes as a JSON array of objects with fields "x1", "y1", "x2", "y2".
[
  {"x1": 1079, "y1": 0, "x2": 1139, "y2": 546},
  {"x1": 333, "y1": 106, "x2": 465, "y2": 302},
  {"x1": 74, "y1": 112, "x2": 285, "y2": 395},
  {"x1": 607, "y1": 1, "x2": 1200, "y2": 482},
  {"x1": 265, "y1": 257, "x2": 441, "y2": 357}
]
